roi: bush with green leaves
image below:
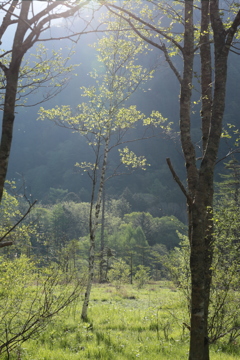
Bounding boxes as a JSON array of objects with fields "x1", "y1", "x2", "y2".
[
  {"x1": 209, "y1": 166, "x2": 240, "y2": 344},
  {"x1": 108, "y1": 258, "x2": 130, "y2": 289},
  {"x1": 166, "y1": 232, "x2": 191, "y2": 308},
  {"x1": 0, "y1": 182, "x2": 36, "y2": 254},
  {"x1": 0, "y1": 256, "x2": 84, "y2": 356},
  {"x1": 134, "y1": 265, "x2": 151, "y2": 289},
  {"x1": 167, "y1": 225, "x2": 240, "y2": 344}
]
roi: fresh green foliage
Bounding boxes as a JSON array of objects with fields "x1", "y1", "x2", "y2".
[
  {"x1": 134, "y1": 265, "x2": 151, "y2": 289},
  {"x1": 28, "y1": 201, "x2": 91, "y2": 263},
  {"x1": 167, "y1": 168, "x2": 240, "y2": 346},
  {"x1": 0, "y1": 182, "x2": 36, "y2": 254},
  {"x1": 0, "y1": 43, "x2": 77, "y2": 109},
  {"x1": 38, "y1": 25, "x2": 170, "y2": 175},
  {"x1": 123, "y1": 212, "x2": 187, "y2": 248},
  {"x1": 108, "y1": 223, "x2": 148, "y2": 253},
  {"x1": 166, "y1": 233, "x2": 191, "y2": 312},
  {"x1": 209, "y1": 161, "x2": 240, "y2": 343},
  {"x1": 0, "y1": 256, "x2": 84, "y2": 356},
  {"x1": 108, "y1": 258, "x2": 130, "y2": 289},
  {"x1": 26, "y1": 200, "x2": 186, "y2": 275},
  {"x1": 118, "y1": 147, "x2": 149, "y2": 170}
]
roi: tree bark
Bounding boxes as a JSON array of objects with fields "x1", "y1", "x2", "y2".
[
  {"x1": 99, "y1": 186, "x2": 107, "y2": 283},
  {"x1": 189, "y1": 1, "x2": 234, "y2": 358},
  {"x1": 81, "y1": 232, "x2": 95, "y2": 321}
]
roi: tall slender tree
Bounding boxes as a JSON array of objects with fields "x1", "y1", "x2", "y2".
[
  {"x1": 102, "y1": 1, "x2": 240, "y2": 359},
  {"x1": 39, "y1": 20, "x2": 169, "y2": 320}
]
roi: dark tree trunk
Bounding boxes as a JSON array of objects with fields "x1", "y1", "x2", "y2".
[
  {"x1": 105, "y1": 0, "x2": 240, "y2": 353},
  {"x1": 0, "y1": 1, "x2": 30, "y2": 202},
  {"x1": 189, "y1": 1, "x2": 235, "y2": 358},
  {"x1": 0, "y1": 1, "x2": 88, "y2": 248}
]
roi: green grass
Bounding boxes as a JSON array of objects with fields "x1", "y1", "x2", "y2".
[{"x1": 5, "y1": 282, "x2": 240, "y2": 360}]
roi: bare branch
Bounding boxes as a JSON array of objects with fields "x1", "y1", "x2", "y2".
[
  {"x1": 23, "y1": 1, "x2": 94, "y2": 48},
  {"x1": 216, "y1": 148, "x2": 240, "y2": 165},
  {"x1": 0, "y1": 199, "x2": 37, "y2": 246},
  {"x1": 0, "y1": 0, "x2": 18, "y2": 40},
  {"x1": 166, "y1": 157, "x2": 193, "y2": 205},
  {"x1": 0, "y1": 241, "x2": 12, "y2": 248}
]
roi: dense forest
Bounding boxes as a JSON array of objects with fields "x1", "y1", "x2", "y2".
[{"x1": 0, "y1": 1, "x2": 240, "y2": 359}]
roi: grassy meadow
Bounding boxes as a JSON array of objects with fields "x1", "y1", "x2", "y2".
[{"x1": 7, "y1": 282, "x2": 240, "y2": 360}]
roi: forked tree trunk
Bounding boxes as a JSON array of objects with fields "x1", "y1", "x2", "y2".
[
  {"x1": 178, "y1": 1, "x2": 234, "y2": 359},
  {"x1": 188, "y1": 1, "x2": 235, "y2": 358}
]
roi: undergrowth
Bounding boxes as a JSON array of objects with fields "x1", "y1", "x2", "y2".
[{"x1": 4, "y1": 282, "x2": 240, "y2": 360}]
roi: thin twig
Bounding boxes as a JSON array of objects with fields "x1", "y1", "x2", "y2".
[{"x1": 0, "y1": 199, "x2": 37, "y2": 245}]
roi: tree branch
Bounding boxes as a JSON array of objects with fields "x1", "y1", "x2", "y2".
[
  {"x1": 166, "y1": 157, "x2": 193, "y2": 205},
  {"x1": 216, "y1": 148, "x2": 240, "y2": 165},
  {"x1": 0, "y1": 0, "x2": 18, "y2": 41},
  {"x1": 107, "y1": 7, "x2": 184, "y2": 84},
  {"x1": 0, "y1": 241, "x2": 12, "y2": 248},
  {"x1": 104, "y1": 2, "x2": 184, "y2": 53},
  {"x1": 0, "y1": 199, "x2": 37, "y2": 246},
  {"x1": 226, "y1": 9, "x2": 240, "y2": 48},
  {"x1": 24, "y1": 1, "x2": 92, "y2": 47}
]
